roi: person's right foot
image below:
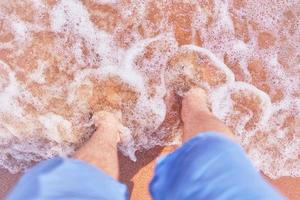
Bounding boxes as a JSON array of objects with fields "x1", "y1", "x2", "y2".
[
  {"x1": 181, "y1": 88, "x2": 235, "y2": 142},
  {"x1": 181, "y1": 88, "x2": 211, "y2": 121}
]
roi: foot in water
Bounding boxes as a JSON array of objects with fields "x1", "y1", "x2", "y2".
[
  {"x1": 73, "y1": 111, "x2": 122, "y2": 179},
  {"x1": 181, "y1": 88, "x2": 235, "y2": 142}
]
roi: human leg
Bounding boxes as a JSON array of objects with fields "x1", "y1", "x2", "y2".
[
  {"x1": 150, "y1": 88, "x2": 283, "y2": 200},
  {"x1": 7, "y1": 112, "x2": 128, "y2": 200}
]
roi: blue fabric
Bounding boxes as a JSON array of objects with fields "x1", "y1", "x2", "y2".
[
  {"x1": 7, "y1": 132, "x2": 283, "y2": 200},
  {"x1": 150, "y1": 132, "x2": 284, "y2": 200},
  {"x1": 6, "y1": 157, "x2": 128, "y2": 200}
]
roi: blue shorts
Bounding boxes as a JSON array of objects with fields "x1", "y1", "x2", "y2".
[{"x1": 7, "y1": 132, "x2": 283, "y2": 200}]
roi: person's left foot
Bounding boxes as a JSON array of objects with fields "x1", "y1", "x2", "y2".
[{"x1": 73, "y1": 111, "x2": 122, "y2": 179}]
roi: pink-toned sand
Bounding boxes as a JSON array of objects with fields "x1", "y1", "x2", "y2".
[
  {"x1": 0, "y1": 1, "x2": 299, "y2": 199},
  {"x1": 1, "y1": 146, "x2": 299, "y2": 200}
]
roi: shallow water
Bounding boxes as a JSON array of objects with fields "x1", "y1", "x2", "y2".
[{"x1": 0, "y1": 0, "x2": 299, "y2": 178}]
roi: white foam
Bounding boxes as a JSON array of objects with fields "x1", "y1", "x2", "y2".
[
  {"x1": 212, "y1": 81, "x2": 272, "y2": 126},
  {"x1": 0, "y1": 0, "x2": 299, "y2": 178},
  {"x1": 50, "y1": 0, "x2": 114, "y2": 65},
  {"x1": 0, "y1": 61, "x2": 24, "y2": 115},
  {"x1": 92, "y1": 0, "x2": 118, "y2": 4},
  {"x1": 10, "y1": 18, "x2": 29, "y2": 42},
  {"x1": 27, "y1": 60, "x2": 47, "y2": 84},
  {"x1": 38, "y1": 113, "x2": 73, "y2": 143},
  {"x1": 182, "y1": 45, "x2": 236, "y2": 85}
]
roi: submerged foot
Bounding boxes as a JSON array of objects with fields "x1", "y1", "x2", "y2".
[
  {"x1": 181, "y1": 88, "x2": 234, "y2": 142},
  {"x1": 73, "y1": 111, "x2": 122, "y2": 179}
]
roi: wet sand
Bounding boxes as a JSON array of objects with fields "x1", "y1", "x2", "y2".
[
  {"x1": 0, "y1": 0, "x2": 299, "y2": 184},
  {"x1": 0, "y1": 1, "x2": 299, "y2": 199},
  {"x1": 0, "y1": 169, "x2": 21, "y2": 200},
  {"x1": 1, "y1": 145, "x2": 299, "y2": 200}
]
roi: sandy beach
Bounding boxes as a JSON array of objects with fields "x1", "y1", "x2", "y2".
[{"x1": 0, "y1": 1, "x2": 299, "y2": 199}]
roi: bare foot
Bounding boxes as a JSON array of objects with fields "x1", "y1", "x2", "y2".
[
  {"x1": 181, "y1": 88, "x2": 235, "y2": 142},
  {"x1": 73, "y1": 111, "x2": 122, "y2": 180}
]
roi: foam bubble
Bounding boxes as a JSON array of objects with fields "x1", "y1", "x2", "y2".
[
  {"x1": 27, "y1": 60, "x2": 47, "y2": 84},
  {"x1": 10, "y1": 18, "x2": 29, "y2": 42},
  {"x1": 211, "y1": 81, "x2": 272, "y2": 134},
  {"x1": 182, "y1": 45, "x2": 236, "y2": 85},
  {"x1": 38, "y1": 112, "x2": 73, "y2": 143}
]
